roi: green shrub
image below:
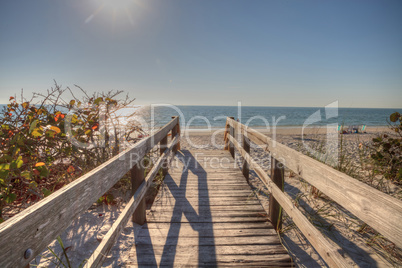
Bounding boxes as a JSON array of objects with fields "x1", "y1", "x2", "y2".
[
  {"x1": 371, "y1": 112, "x2": 402, "y2": 183},
  {"x1": 0, "y1": 84, "x2": 141, "y2": 222}
]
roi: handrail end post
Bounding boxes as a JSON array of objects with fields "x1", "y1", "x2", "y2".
[
  {"x1": 269, "y1": 156, "x2": 284, "y2": 231},
  {"x1": 171, "y1": 116, "x2": 180, "y2": 152},
  {"x1": 131, "y1": 161, "x2": 146, "y2": 225}
]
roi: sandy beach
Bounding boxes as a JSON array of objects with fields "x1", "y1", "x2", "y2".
[{"x1": 32, "y1": 126, "x2": 401, "y2": 267}]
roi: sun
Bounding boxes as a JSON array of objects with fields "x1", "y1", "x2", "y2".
[
  {"x1": 85, "y1": 0, "x2": 141, "y2": 25},
  {"x1": 101, "y1": 0, "x2": 136, "y2": 10}
]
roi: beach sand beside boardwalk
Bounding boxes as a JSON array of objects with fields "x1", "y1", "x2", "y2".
[{"x1": 33, "y1": 126, "x2": 400, "y2": 267}]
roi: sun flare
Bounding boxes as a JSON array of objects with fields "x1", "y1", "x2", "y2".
[
  {"x1": 85, "y1": 0, "x2": 140, "y2": 25},
  {"x1": 101, "y1": 0, "x2": 136, "y2": 10}
]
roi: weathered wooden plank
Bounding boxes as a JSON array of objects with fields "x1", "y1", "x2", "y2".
[
  {"x1": 130, "y1": 244, "x2": 287, "y2": 255},
  {"x1": 228, "y1": 117, "x2": 402, "y2": 248},
  {"x1": 128, "y1": 254, "x2": 293, "y2": 267},
  {"x1": 129, "y1": 253, "x2": 292, "y2": 265},
  {"x1": 163, "y1": 183, "x2": 252, "y2": 187},
  {"x1": 84, "y1": 134, "x2": 179, "y2": 268},
  {"x1": 165, "y1": 178, "x2": 250, "y2": 184},
  {"x1": 137, "y1": 228, "x2": 277, "y2": 238},
  {"x1": 135, "y1": 235, "x2": 282, "y2": 246},
  {"x1": 154, "y1": 193, "x2": 260, "y2": 200},
  {"x1": 147, "y1": 215, "x2": 269, "y2": 223},
  {"x1": 0, "y1": 117, "x2": 179, "y2": 268},
  {"x1": 228, "y1": 134, "x2": 350, "y2": 267},
  {"x1": 147, "y1": 210, "x2": 267, "y2": 218},
  {"x1": 144, "y1": 222, "x2": 274, "y2": 230},
  {"x1": 127, "y1": 262, "x2": 292, "y2": 267},
  {"x1": 153, "y1": 199, "x2": 261, "y2": 206},
  {"x1": 150, "y1": 205, "x2": 265, "y2": 211},
  {"x1": 160, "y1": 192, "x2": 256, "y2": 198},
  {"x1": 124, "y1": 261, "x2": 294, "y2": 268},
  {"x1": 169, "y1": 170, "x2": 241, "y2": 175}
]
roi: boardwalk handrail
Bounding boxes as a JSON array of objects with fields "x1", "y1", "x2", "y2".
[
  {"x1": 224, "y1": 117, "x2": 402, "y2": 268},
  {"x1": 0, "y1": 116, "x2": 181, "y2": 268}
]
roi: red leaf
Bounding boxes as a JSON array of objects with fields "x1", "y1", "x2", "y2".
[{"x1": 67, "y1": 165, "x2": 75, "y2": 173}]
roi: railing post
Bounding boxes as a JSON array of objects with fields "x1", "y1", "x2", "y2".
[
  {"x1": 171, "y1": 116, "x2": 180, "y2": 153},
  {"x1": 269, "y1": 156, "x2": 284, "y2": 231},
  {"x1": 131, "y1": 161, "x2": 146, "y2": 225},
  {"x1": 242, "y1": 134, "x2": 250, "y2": 183},
  {"x1": 160, "y1": 134, "x2": 168, "y2": 176},
  {"x1": 229, "y1": 117, "x2": 235, "y2": 158}
]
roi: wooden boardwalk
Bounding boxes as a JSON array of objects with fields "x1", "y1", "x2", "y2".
[{"x1": 127, "y1": 149, "x2": 293, "y2": 267}]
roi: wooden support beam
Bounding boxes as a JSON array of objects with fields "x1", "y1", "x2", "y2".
[
  {"x1": 269, "y1": 157, "x2": 284, "y2": 231},
  {"x1": 224, "y1": 121, "x2": 229, "y2": 150},
  {"x1": 131, "y1": 162, "x2": 146, "y2": 225},
  {"x1": 242, "y1": 135, "x2": 250, "y2": 183},
  {"x1": 160, "y1": 135, "x2": 168, "y2": 176},
  {"x1": 229, "y1": 117, "x2": 235, "y2": 158},
  {"x1": 171, "y1": 116, "x2": 180, "y2": 153}
]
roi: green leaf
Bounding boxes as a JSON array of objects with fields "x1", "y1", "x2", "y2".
[
  {"x1": 21, "y1": 171, "x2": 31, "y2": 180},
  {"x1": 45, "y1": 129, "x2": 56, "y2": 138},
  {"x1": 1, "y1": 124, "x2": 10, "y2": 130},
  {"x1": 390, "y1": 112, "x2": 400, "y2": 122},
  {"x1": 71, "y1": 114, "x2": 78, "y2": 124},
  {"x1": 22, "y1": 102, "x2": 29, "y2": 109},
  {"x1": 0, "y1": 163, "x2": 10, "y2": 171},
  {"x1": 37, "y1": 166, "x2": 49, "y2": 177},
  {"x1": 16, "y1": 159, "x2": 23, "y2": 169},
  {"x1": 5, "y1": 193, "x2": 17, "y2": 203},
  {"x1": 94, "y1": 97, "x2": 103, "y2": 105},
  {"x1": 106, "y1": 194, "x2": 114, "y2": 204},
  {"x1": 10, "y1": 157, "x2": 23, "y2": 170},
  {"x1": 0, "y1": 170, "x2": 9, "y2": 180},
  {"x1": 69, "y1": 99, "x2": 76, "y2": 106},
  {"x1": 42, "y1": 188, "x2": 52, "y2": 197},
  {"x1": 29, "y1": 120, "x2": 38, "y2": 134},
  {"x1": 31, "y1": 129, "x2": 42, "y2": 138}
]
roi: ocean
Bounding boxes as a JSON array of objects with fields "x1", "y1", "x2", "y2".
[
  {"x1": 2, "y1": 104, "x2": 400, "y2": 129},
  {"x1": 135, "y1": 105, "x2": 402, "y2": 129}
]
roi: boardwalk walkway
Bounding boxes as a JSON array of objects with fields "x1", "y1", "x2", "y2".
[{"x1": 127, "y1": 149, "x2": 293, "y2": 267}]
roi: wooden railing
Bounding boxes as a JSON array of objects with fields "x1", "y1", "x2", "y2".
[
  {"x1": 0, "y1": 116, "x2": 181, "y2": 268},
  {"x1": 224, "y1": 117, "x2": 402, "y2": 268}
]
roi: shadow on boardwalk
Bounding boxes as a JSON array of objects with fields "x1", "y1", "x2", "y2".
[
  {"x1": 130, "y1": 149, "x2": 292, "y2": 267},
  {"x1": 134, "y1": 150, "x2": 217, "y2": 266}
]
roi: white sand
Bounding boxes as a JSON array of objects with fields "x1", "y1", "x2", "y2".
[{"x1": 32, "y1": 126, "x2": 401, "y2": 267}]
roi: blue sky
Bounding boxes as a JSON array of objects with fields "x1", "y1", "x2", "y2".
[{"x1": 1, "y1": 0, "x2": 401, "y2": 108}]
